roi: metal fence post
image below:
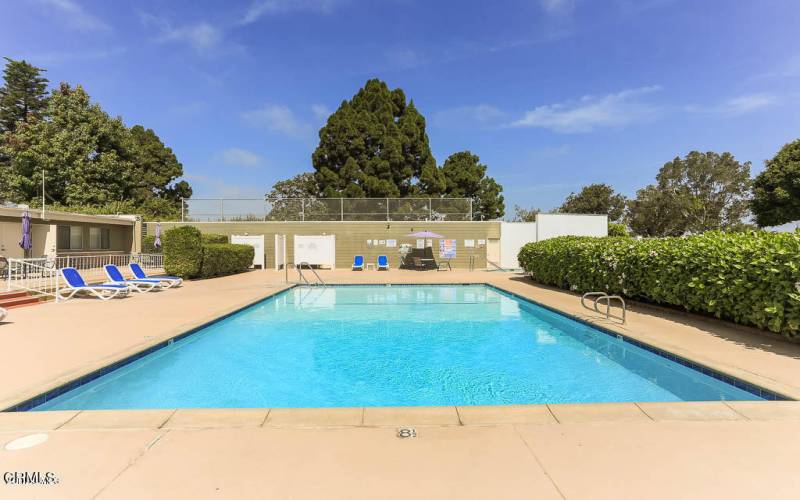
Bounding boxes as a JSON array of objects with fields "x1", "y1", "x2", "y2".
[
  {"x1": 181, "y1": 198, "x2": 185, "y2": 222},
  {"x1": 301, "y1": 199, "x2": 305, "y2": 222},
  {"x1": 340, "y1": 198, "x2": 344, "y2": 221},
  {"x1": 220, "y1": 199, "x2": 224, "y2": 221},
  {"x1": 429, "y1": 198, "x2": 432, "y2": 220},
  {"x1": 386, "y1": 198, "x2": 389, "y2": 221},
  {"x1": 469, "y1": 199, "x2": 473, "y2": 221}
]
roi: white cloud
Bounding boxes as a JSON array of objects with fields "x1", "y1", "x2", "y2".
[
  {"x1": 539, "y1": 0, "x2": 576, "y2": 15},
  {"x1": 242, "y1": 104, "x2": 312, "y2": 138},
  {"x1": 311, "y1": 104, "x2": 331, "y2": 121},
  {"x1": 141, "y1": 14, "x2": 228, "y2": 54},
  {"x1": 433, "y1": 104, "x2": 507, "y2": 129},
  {"x1": 511, "y1": 86, "x2": 662, "y2": 133},
  {"x1": 216, "y1": 148, "x2": 264, "y2": 167},
  {"x1": 684, "y1": 93, "x2": 777, "y2": 117},
  {"x1": 19, "y1": 46, "x2": 126, "y2": 65},
  {"x1": 35, "y1": 0, "x2": 110, "y2": 32},
  {"x1": 239, "y1": 0, "x2": 343, "y2": 25}
]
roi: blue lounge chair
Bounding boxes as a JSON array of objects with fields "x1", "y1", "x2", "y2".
[
  {"x1": 59, "y1": 267, "x2": 130, "y2": 301},
  {"x1": 352, "y1": 255, "x2": 364, "y2": 271},
  {"x1": 377, "y1": 255, "x2": 389, "y2": 271},
  {"x1": 104, "y1": 264, "x2": 163, "y2": 293},
  {"x1": 129, "y1": 263, "x2": 183, "y2": 288}
]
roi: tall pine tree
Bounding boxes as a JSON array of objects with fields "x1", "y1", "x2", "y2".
[
  {"x1": 312, "y1": 79, "x2": 444, "y2": 198},
  {"x1": 0, "y1": 57, "x2": 48, "y2": 133}
]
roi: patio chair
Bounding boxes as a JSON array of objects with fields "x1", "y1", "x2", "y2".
[
  {"x1": 437, "y1": 258, "x2": 452, "y2": 271},
  {"x1": 103, "y1": 264, "x2": 163, "y2": 293},
  {"x1": 377, "y1": 255, "x2": 389, "y2": 271},
  {"x1": 129, "y1": 263, "x2": 183, "y2": 288},
  {"x1": 0, "y1": 307, "x2": 6, "y2": 322},
  {"x1": 352, "y1": 255, "x2": 365, "y2": 271},
  {"x1": 58, "y1": 267, "x2": 130, "y2": 301}
]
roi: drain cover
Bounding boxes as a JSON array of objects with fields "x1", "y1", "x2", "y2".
[
  {"x1": 397, "y1": 427, "x2": 417, "y2": 439},
  {"x1": 5, "y1": 433, "x2": 49, "y2": 451}
]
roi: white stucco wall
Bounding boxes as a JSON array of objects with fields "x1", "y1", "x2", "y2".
[
  {"x1": 499, "y1": 222, "x2": 537, "y2": 269},
  {"x1": 498, "y1": 215, "x2": 608, "y2": 269},
  {"x1": 535, "y1": 214, "x2": 608, "y2": 241}
]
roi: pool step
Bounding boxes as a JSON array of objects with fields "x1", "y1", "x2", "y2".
[{"x1": 0, "y1": 291, "x2": 47, "y2": 309}]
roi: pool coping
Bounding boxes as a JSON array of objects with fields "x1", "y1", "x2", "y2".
[{"x1": 2, "y1": 281, "x2": 793, "y2": 412}]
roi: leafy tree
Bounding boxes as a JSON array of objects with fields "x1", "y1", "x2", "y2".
[
  {"x1": 266, "y1": 172, "x2": 319, "y2": 200},
  {"x1": 441, "y1": 151, "x2": 504, "y2": 220},
  {"x1": 558, "y1": 183, "x2": 627, "y2": 222},
  {"x1": 128, "y1": 125, "x2": 191, "y2": 206},
  {"x1": 312, "y1": 79, "x2": 443, "y2": 198},
  {"x1": 607, "y1": 222, "x2": 630, "y2": 237},
  {"x1": 0, "y1": 82, "x2": 190, "y2": 218},
  {"x1": 0, "y1": 57, "x2": 48, "y2": 133},
  {"x1": 512, "y1": 205, "x2": 540, "y2": 222},
  {"x1": 627, "y1": 151, "x2": 752, "y2": 236},
  {"x1": 751, "y1": 139, "x2": 800, "y2": 227}
]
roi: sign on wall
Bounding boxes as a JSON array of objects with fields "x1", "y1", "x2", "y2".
[{"x1": 439, "y1": 239, "x2": 456, "y2": 259}]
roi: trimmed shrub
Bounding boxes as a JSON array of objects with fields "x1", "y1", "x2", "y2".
[
  {"x1": 200, "y1": 243, "x2": 254, "y2": 278},
  {"x1": 201, "y1": 233, "x2": 228, "y2": 244},
  {"x1": 141, "y1": 235, "x2": 163, "y2": 254},
  {"x1": 163, "y1": 226, "x2": 203, "y2": 278},
  {"x1": 518, "y1": 231, "x2": 800, "y2": 338}
]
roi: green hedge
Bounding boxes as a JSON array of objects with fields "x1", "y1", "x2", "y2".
[
  {"x1": 518, "y1": 231, "x2": 800, "y2": 338},
  {"x1": 163, "y1": 227, "x2": 252, "y2": 279},
  {"x1": 163, "y1": 226, "x2": 203, "y2": 278},
  {"x1": 199, "y1": 243, "x2": 254, "y2": 278},
  {"x1": 201, "y1": 233, "x2": 228, "y2": 244}
]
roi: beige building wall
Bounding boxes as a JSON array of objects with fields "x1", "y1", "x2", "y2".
[{"x1": 146, "y1": 221, "x2": 501, "y2": 269}]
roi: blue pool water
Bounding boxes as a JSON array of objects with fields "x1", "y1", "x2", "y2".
[{"x1": 34, "y1": 285, "x2": 761, "y2": 410}]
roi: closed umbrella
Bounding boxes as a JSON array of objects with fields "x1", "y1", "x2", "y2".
[
  {"x1": 19, "y1": 211, "x2": 32, "y2": 257},
  {"x1": 153, "y1": 223, "x2": 162, "y2": 249}
]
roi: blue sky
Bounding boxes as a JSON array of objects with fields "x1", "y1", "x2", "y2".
[{"x1": 2, "y1": 0, "x2": 799, "y2": 215}]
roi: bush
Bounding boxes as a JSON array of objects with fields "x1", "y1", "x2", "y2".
[
  {"x1": 201, "y1": 233, "x2": 228, "y2": 244},
  {"x1": 200, "y1": 243, "x2": 254, "y2": 278},
  {"x1": 518, "y1": 231, "x2": 800, "y2": 338},
  {"x1": 608, "y1": 223, "x2": 630, "y2": 237},
  {"x1": 163, "y1": 226, "x2": 203, "y2": 278}
]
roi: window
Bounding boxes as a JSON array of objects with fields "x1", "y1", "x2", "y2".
[
  {"x1": 57, "y1": 225, "x2": 83, "y2": 250},
  {"x1": 89, "y1": 227, "x2": 111, "y2": 250}
]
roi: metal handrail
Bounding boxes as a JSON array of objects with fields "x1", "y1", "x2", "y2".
[
  {"x1": 296, "y1": 262, "x2": 326, "y2": 286},
  {"x1": 581, "y1": 291, "x2": 626, "y2": 324}
]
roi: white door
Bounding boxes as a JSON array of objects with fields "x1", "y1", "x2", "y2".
[
  {"x1": 231, "y1": 235, "x2": 265, "y2": 268},
  {"x1": 274, "y1": 234, "x2": 286, "y2": 270},
  {"x1": 294, "y1": 235, "x2": 335, "y2": 269}
]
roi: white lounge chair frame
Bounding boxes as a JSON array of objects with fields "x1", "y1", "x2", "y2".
[{"x1": 58, "y1": 268, "x2": 130, "y2": 301}]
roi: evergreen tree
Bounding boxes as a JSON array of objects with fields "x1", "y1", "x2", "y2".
[
  {"x1": 312, "y1": 79, "x2": 442, "y2": 198},
  {"x1": 128, "y1": 125, "x2": 191, "y2": 205},
  {"x1": 0, "y1": 57, "x2": 49, "y2": 133},
  {"x1": 441, "y1": 151, "x2": 505, "y2": 220}
]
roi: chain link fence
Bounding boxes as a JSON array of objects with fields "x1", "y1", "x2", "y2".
[{"x1": 180, "y1": 198, "x2": 474, "y2": 222}]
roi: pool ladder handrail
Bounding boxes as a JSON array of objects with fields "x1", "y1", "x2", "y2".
[
  {"x1": 296, "y1": 261, "x2": 326, "y2": 287},
  {"x1": 581, "y1": 292, "x2": 626, "y2": 324}
]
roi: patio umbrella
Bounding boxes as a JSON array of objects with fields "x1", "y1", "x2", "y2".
[
  {"x1": 406, "y1": 231, "x2": 443, "y2": 238},
  {"x1": 19, "y1": 211, "x2": 32, "y2": 257},
  {"x1": 153, "y1": 223, "x2": 162, "y2": 249}
]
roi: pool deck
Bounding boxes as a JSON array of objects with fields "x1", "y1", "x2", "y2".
[{"x1": 2, "y1": 269, "x2": 800, "y2": 499}]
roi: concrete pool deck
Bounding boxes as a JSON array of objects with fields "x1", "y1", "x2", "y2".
[{"x1": 2, "y1": 269, "x2": 800, "y2": 498}]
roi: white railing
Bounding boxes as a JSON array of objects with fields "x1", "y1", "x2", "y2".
[
  {"x1": 6, "y1": 259, "x2": 61, "y2": 302},
  {"x1": 4, "y1": 253, "x2": 164, "y2": 300}
]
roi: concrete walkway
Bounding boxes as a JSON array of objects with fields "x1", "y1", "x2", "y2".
[{"x1": 2, "y1": 269, "x2": 800, "y2": 498}]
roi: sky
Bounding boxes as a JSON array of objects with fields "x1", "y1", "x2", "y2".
[{"x1": 2, "y1": 0, "x2": 800, "y2": 216}]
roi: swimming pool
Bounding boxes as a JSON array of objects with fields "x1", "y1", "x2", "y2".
[{"x1": 33, "y1": 285, "x2": 763, "y2": 410}]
